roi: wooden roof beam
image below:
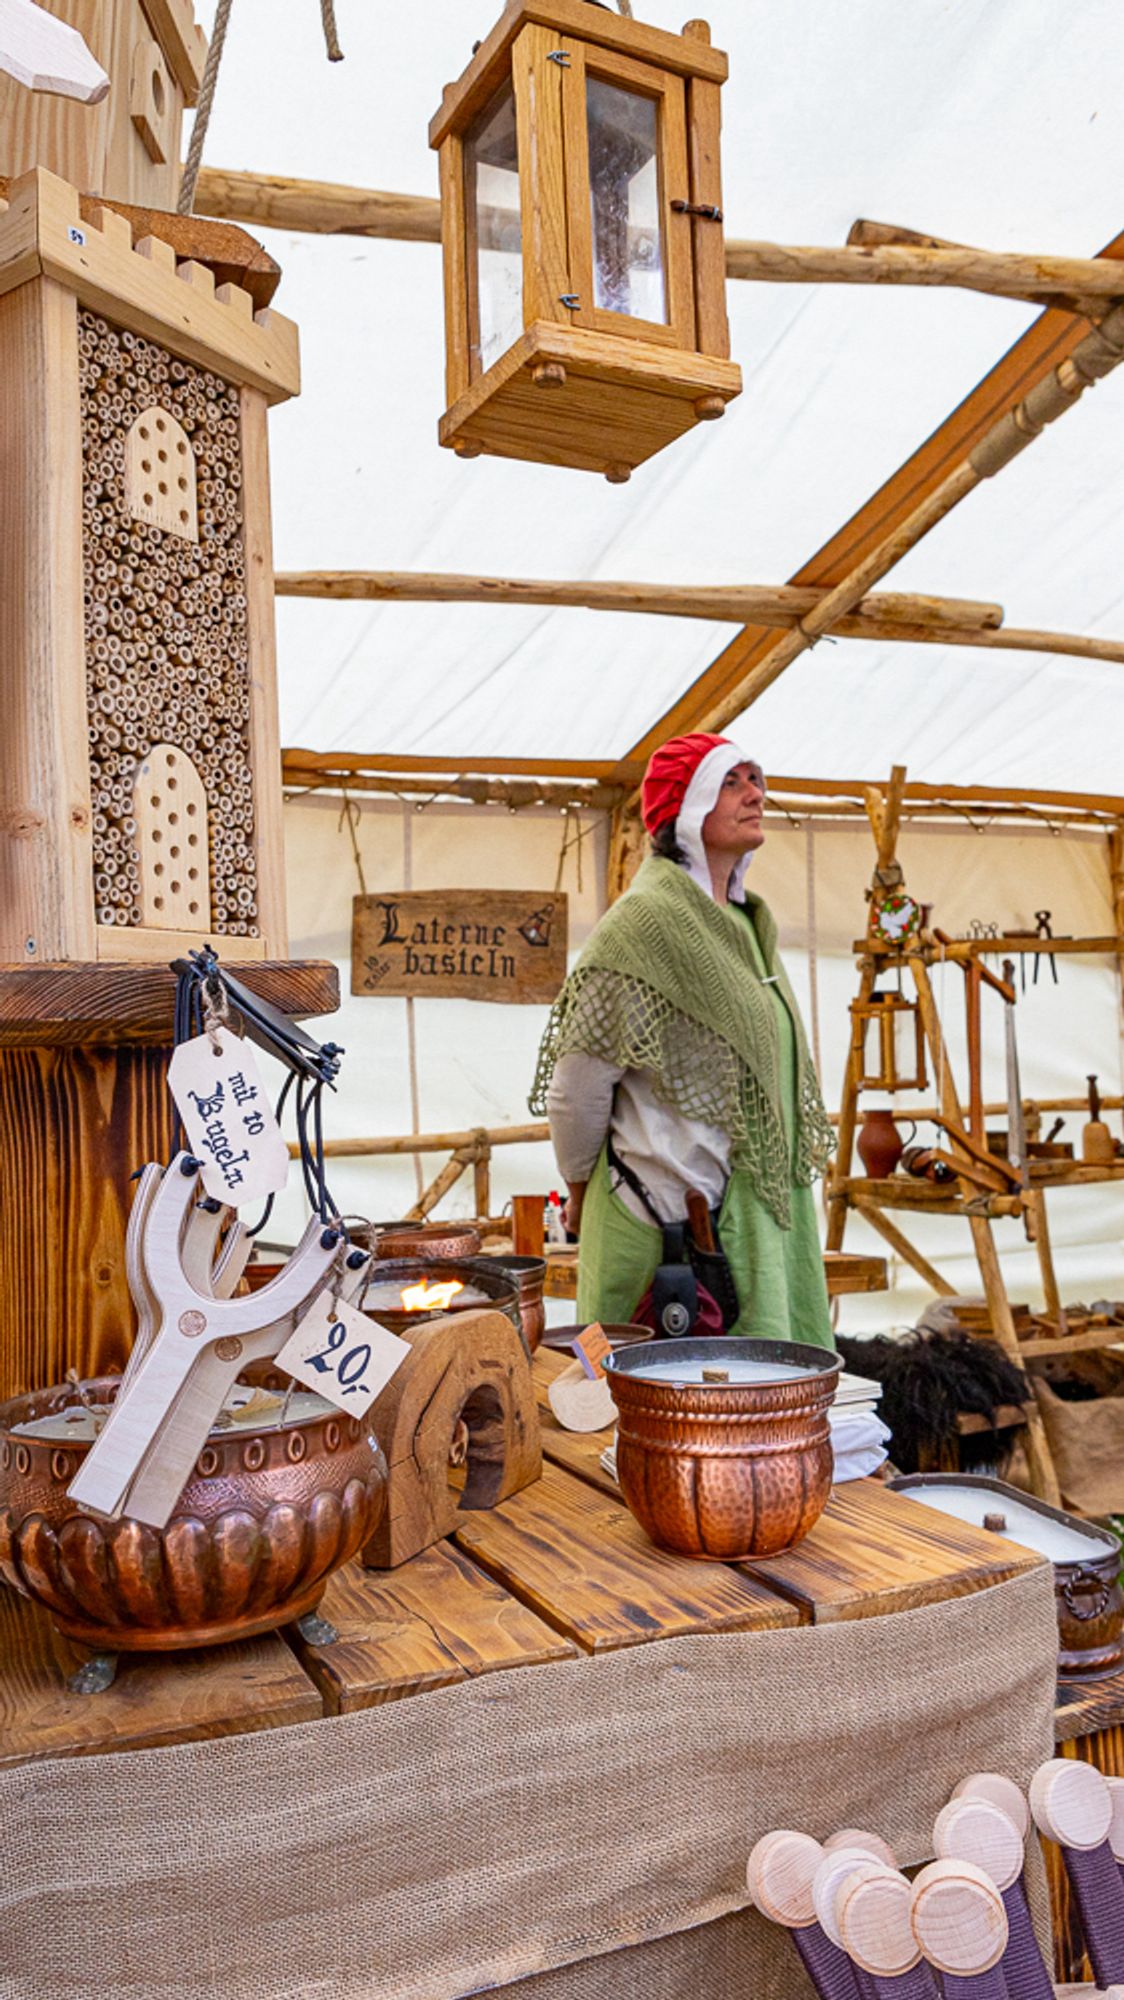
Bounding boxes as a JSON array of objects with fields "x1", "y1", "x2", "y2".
[
  {"x1": 275, "y1": 570, "x2": 1004, "y2": 633},
  {"x1": 630, "y1": 226, "x2": 1124, "y2": 757},
  {"x1": 194, "y1": 168, "x2": 1124, "y2": 309}
]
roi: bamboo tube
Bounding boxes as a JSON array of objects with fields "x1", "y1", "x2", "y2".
[{"x1": 274, "y1": 570, "x2": 1004, "y2": 634}]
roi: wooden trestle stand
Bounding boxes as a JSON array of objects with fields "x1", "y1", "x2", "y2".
[
  {"x1": 827, "y1": 765, "x2": 1124, "y2": 1508},
  {"x1": 0, "y1": 5, "x2": 335, "y2": 1402}
]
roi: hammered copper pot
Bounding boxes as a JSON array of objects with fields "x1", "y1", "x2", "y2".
[
  {"x1": 0, "y1": 1379, "x2": 387, "y2": 1651},
  {"x1": 604, "y1": 1337, "x2": 840, "y2": 1562},
  {"x1": 360, "y1": 1258, "x2": 520, "y2": 1337},
  {"x1": 471, "y1": 1255, "x2": 546, "y2": 1351},
  {"x1": 367, "y1": 1220, "x2": 482, "y2": 1261}
]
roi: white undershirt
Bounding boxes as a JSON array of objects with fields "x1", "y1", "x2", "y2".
[{"x1": 546, "y1": 1049, "x2": 730, "y2": 1226}]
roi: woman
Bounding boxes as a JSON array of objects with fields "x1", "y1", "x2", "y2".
[{"x1": 530, "y1": 731, "x2": 835, "y2": 1346}]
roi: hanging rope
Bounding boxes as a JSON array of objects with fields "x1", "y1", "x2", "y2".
[
  {"x1": 338, "y1": 790, "x2": 368, "y2": 897},
  {"x1": 177, "y1": 0, "x2": 234, "y2": 214},
  {"x1": 320, "y1": 0, "x2": 344, "y2": 60},
  {"x1": 180, "y1": 0, "x2": 343, "y2": 215}
]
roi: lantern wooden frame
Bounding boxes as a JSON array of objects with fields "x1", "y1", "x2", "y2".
[
  {"x1": 429, "y1": 2, "x2": 742, "y2": 480},
  {"x1": 850, "y1": 990, "x2": 928, "y2": 1094}
]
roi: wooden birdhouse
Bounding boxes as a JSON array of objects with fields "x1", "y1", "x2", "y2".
[
  {"x1": 850, "y1": 989, "x2": 927, "y2": 1094},
  {"x1": 0, "y1": 0, "x2": 208, "y2": 210},
  {"x1": 429, "y1": 2, "x2": 741, "y2": 481},
  {"x1": 0, "y1": 167, "x2": 299, "y2": 966}
]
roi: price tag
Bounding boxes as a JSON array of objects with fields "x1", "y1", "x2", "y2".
[
  {"x1": 571, "y1": 1322, "x2": 611, "y2": 1380},
  {"x1": 168, "y1": 1028, "x2": 290, "y2": 1207},
  {"x1": 275, "y1": 1290, "x2": 410, "y2": 1419}
]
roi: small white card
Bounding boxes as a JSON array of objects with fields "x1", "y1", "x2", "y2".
[
  {"x1": 168, "y1": 1027, "x2": 290, "y2": 1207},
  {"x1": 274, "y1": 1290, "x2": 410, "y2": 1418}
]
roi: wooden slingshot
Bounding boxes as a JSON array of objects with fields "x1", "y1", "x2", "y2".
[
  {"x1": 68, "y1": 1152, "x2": 369, "y2": 1530},
  {"x1": 362, "y1": 1307, "x2": 541, "y2": 1569}
]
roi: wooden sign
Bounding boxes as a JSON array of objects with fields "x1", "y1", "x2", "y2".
[{"x1": 351, "y1": 890, "x2": 568, "y2": 1003}]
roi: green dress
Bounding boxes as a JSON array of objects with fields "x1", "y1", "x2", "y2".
[{"x1": 575, "y1": 904, "x2": 833, "y2": 1347}]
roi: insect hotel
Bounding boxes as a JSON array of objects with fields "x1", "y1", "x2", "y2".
[{"x1": 4, "y1": 6, "x2": 1124, "y2": 2000}]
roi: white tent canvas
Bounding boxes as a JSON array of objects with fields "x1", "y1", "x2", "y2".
[{"x1": 186, "y1": 0, "x2": 1124, "y2": 1325}]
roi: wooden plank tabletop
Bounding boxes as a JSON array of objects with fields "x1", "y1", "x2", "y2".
[
  {"x1": 742, "y1": 1478, "x2": 1044, "y2": 1623},
  {"x1": 1055, "y1": 1661, "x2": 1124, "y2": 1744},
  {"x1": 0, "y1": 1581, "x2": 322, "y2": 1768},
  {"x1": 454, "y1": 1459, "x2": 800, "y2": 1652},
  {"x1": 289, "y1": 1543, "x2": 576, "y2": 1712}
]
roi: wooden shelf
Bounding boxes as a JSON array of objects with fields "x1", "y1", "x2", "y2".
[
  {"x1": 544, "y1": 1245, "x2": 889, "y2": 1301},
  {"x1": 0, "y1": 960, "x2": 340, "y2": 1047}
]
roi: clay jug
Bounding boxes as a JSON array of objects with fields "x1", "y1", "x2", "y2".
[{"x1": 857, "y1": 1108, "x2": 905, "y2": 1178}]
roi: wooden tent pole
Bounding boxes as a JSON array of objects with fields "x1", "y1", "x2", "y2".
[
  {"x1": 275, "y1": 570, "x2": 1004, "y2": 633},
  {"x1": 694, "y1": 296, "x2": 1124, "y2": 728},
  {"x1": 192, "y1": 168, "x2": 1124, "y2": 305}
]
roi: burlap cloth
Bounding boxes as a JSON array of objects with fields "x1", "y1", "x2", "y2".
[{"x1": 0, "y1": 1564, "x2": 1057, "y2": 2000}]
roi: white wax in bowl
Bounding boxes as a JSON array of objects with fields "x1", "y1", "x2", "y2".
[
  {"x1": 11, "y1": 1385, "x2": 337, "y2": 1443},
  {"x1": 618, "y1": 1358, "x2": 820, "y2": 1387},
  {"x1": 901, "y1": 1481, "x2": 1103, "y2": 1563}
]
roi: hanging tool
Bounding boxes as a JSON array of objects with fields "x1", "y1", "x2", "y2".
[
  {"x1": 1083, "y1": 1073, "x2": 1116, "y2": 1163},
  {"x1": 1032, "y1": 910, "x2": 1059, "y2": 985},
  {"x1": 1001, "y1": 959, "x2": 1028, "y2": 1189}
]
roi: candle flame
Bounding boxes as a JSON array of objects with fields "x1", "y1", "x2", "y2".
[{"x1": 400, "y1": 1278, "x2": 465, "y2": 1313}]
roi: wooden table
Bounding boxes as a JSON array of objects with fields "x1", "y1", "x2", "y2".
[
  {"x1": 543, "y1": 1245, "x2": 888, "y2": 1301},
  {"x1": 0, "y1": 1346, "x2": 1045, "y2": 1762}
]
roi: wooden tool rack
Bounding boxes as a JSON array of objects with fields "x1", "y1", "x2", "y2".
[{"x1": 826, "y1": 768, "x2": 1124, "y2": 1507}]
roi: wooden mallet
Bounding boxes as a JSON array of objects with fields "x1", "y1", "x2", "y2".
[
  {"x1": 1030, "y1": 1757, "x2": 1124, "y2": 1989},
  {"x1": 835, "y1": 1865, "x2": 941, "y2": 2000},
  {"x1": 909, "y1": 1858, "x2": 1009, "y2": 1998},
  {"x1": 933, "y1": 1792, "x2": 1053, "y2": 2000},
  {"x1": 814, "y1": 1847, "x2": 904, "y2": 2000},
  {"x1": 746, "y1": 1830, "x2": 866, "y2": 2000}
]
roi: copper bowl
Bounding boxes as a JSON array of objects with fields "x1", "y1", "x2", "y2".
[
  {"x1": 360, "y1": 1257, "x2": 520, "y2": 1337},
  {"x1": 471, "y1": 1255, "x2": 546, "y2": 1352},
  {"x1": 604, "y1": 1337, "x2": 841, "y2": 1561},
  {"x1": 0, "y1": 1378, "x2": 387, "y2": 1651},
  {"x1": 890, "y1": 1473, "x2": 1124, "y2": 1681},
  {"x1": 367, "y1": 1220, "x2": 482, "y2": 1262}
]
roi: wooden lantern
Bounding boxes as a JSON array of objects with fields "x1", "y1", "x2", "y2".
[
  {"x1": 429, "y1": 2, "x2": 742, "y2": 481},
  {"x1": 851, "y1": 990, "x2": 927, "y2": 1093},
  {"x1": 0, "y1": 0, "x2": 207, "y2": 210},
  {"x1": 0, "y1": 166, "x2": 299, "y2": 965}
]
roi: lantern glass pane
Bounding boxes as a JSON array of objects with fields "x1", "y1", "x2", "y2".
[
  {"x1": 465, "y1": 81, "x2": 522, "y2": 375},
  {"x1": 586, "y1": 78, "x2": 666, "y2": 322},
  {"x1": 892, "y1": 1004, "x2": 921, "y2": 1086}
]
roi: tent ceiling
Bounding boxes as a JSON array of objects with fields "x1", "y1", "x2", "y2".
[{"x1": 192, "y1": 0, "x2": 1124, "y2": 789}]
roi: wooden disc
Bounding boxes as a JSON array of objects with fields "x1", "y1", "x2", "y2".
[
  {"x1": 838, "y1": 1866, "x2": 920, "y2": 1976},
  {"x1": 746, "y1": 1830, "x2": 822, "y2": 1926},
  {"x1": 910, "y1": 1858, "x2": 1009, "y2": 1974},
  {"x1": 952, "y1": 1771, "x2": 1030, "y2": 1839},
  {"x1": 546, "y1": 1361, "x2": 615, "y2": 1433},
  {"x1": 824, "y1": 1827, "x2": 897, "y2": 1867},
  {"x1": 812, "y1": 1849, "x2": 885, "y2": 1947},
  {"x1": 1029, "y1": 1756, "x2": 1112, "y2": 1850},
  {"x1": 1106, "y1": 1776, "x2": 1124, "y2": 1863},
  {"x1": 933, "y1": 1795, "x2": 1024, "y2": 1891}
]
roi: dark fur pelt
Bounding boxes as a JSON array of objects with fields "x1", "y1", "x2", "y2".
[{"x1": 834, "y1": 1329, "x2": 1027, "y2": 1473}]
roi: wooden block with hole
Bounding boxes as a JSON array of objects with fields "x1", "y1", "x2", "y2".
[{"x1": 362, "y1": 1309, "x2": 542, "y2": 1570}]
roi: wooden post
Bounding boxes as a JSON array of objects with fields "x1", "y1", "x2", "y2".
[
  {"x1": 406, "y1": 1149, "x2": 472, "y2": 1222},
  {"x1": 512, "y1": 1195, "x2": 545, "y2": 1258},
  {"x1": 472, "y1": 1133, "x2": 492, "y2": 1219},
  {"x1": 910, "y1": 956, "x2": 1061, "y2": 1506},
  {"x1": 607, "y1": 797, "x2": 645, "y2": 903}
]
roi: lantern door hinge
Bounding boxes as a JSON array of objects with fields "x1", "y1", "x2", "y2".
[
  {"x1": 559, "y1": 294, "x2": 580, "y2": 308},
  {"x1": 670, "y1": 199, "x2": 724, "y2": 222},
  {"x1": 547, "y1": 49, "x2": 571, "y2": 65}
]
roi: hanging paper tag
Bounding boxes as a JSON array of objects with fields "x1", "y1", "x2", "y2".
[
  {"x1": 167, "y1": 1027, "x2": 290, "y2": 1207},
  {"x1": 571, "y1": 1322, "x2": 611, "y2": 1380},
  {"x1": 274, "y1": 1290, "x2": 410, "y2": 1419}
]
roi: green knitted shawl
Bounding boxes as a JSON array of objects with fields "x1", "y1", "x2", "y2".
[{"x1": 529, "y1": 856, "x2": 834, "y2": 1227}]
